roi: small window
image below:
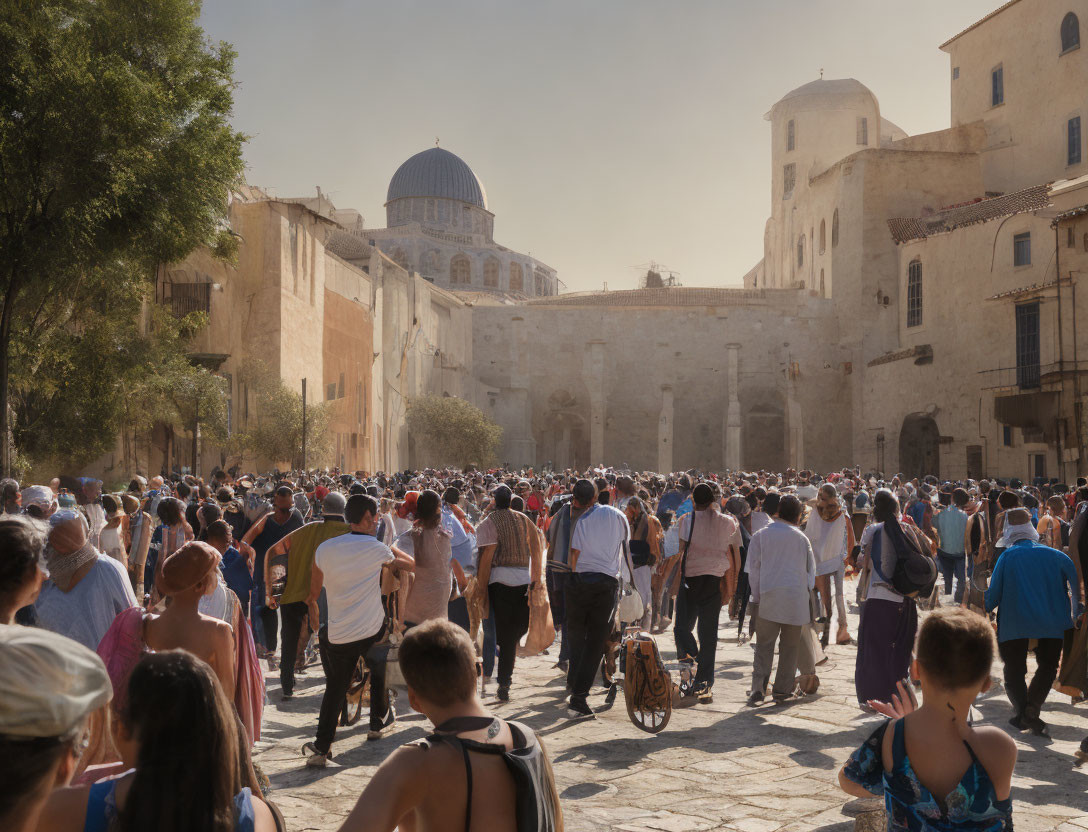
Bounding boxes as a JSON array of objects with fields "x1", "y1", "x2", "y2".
[
  {"x1": 450, "y1": 254, "x2": 471, "y2": 284},
  {"x1": 819, "y1": 219, "x2": 826, "y2": 254},
  {"x1": 1068, "y1": 227, "x2": 1076, "y2": 247},
  {"x1": 338, "y1": 372, "x2": 345, "y2": 399},
  {"x1": 857, "y1": 117, "x2": 869, "y2": 146},
  {"x1": 907, "y1": 260, "x2": 923, "y2": 327},
  {"x1": 952, "y1": 66, "x2": 960, "y2": 80},
  {"x1": 797, "y1": 235, "x2": 805, "y2": 268},
  {"x1": 832, "y1": 209, "x2": 840, "y2": 248},
  {"x1": 326, "y1": 382, "x2": 336, "y2": 401},
  {"x1": 783, "y1": 163, "x2": 796, "y2": 197},
  {"x1": 1013, "y1": 232, "x2": 1031, "y2": 266},
  {"x1": 1062, "y1": 12, "x2": 1080, "y2": 53},
  {"x1": 787, "y1": 119, "x2": 796, "y2": 152},
  {"x1": 1003, "y1": 425, "x2": 1013, "y2": 447},
  {"x1": 1069, "y1": 116, "x2": 1082, "y2": 166},
  {"x1": 992, "y1": 65, "x2": 1004, "y2": 107}
]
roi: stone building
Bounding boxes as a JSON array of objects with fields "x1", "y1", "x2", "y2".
[
  {"x1": 328, "y1": 147, "x2": 560, "y2": 299},
  {"x1": 86, "y1": 0, "x2": 1088, "y2": 484}
]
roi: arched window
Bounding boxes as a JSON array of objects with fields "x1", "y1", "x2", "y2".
[
  {"x1": 483, "y1": 258, "x2": 499, "y2": 287},
  {"x1": 797, "y1": 235, "x2": 805, "y2": 268},
  {"x1": 832, "y1": 209, "x2": 840, "y2": 248},
  {"x1": 787, "y1": 119, "x2": 796, "y2": 152},
  {"x1": 907, "y1": 260, "x2": 923, "y2": 327},
  {"x1": 1062, "y1": 12, "x2": 1080, "y2": 53},
  {"x1": 509, "y1": 262, "x2": 523, "y2": 293},
  {"x1": 819, "y1": 219, "x2": 826, "y2": 254},
  {"x1": 450, "y1": 255, "x2": 470, "y2": 285},
  {"x1": 820, "y1": 269, "x2": 826, "y2": 297}
]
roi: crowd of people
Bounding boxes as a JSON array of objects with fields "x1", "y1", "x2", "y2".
[{"x1": 1, "y1": 463, "x2": 1085, "y2": 831}]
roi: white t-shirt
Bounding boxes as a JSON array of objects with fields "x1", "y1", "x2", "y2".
[{"x1": 315, "y1": 532, "x2": 394, "y2": 644}]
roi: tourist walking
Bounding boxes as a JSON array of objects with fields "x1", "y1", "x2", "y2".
[
  {"x1": 804, "y1": 483, "x2": 854, "y2": 646},
  {"x1": 747, "y1": 495, "x2": 815, "y2": 704}
]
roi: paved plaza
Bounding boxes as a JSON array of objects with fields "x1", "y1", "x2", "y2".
[{"x1": 256, "y1": 581, "x2": 1088, "y2": 832}]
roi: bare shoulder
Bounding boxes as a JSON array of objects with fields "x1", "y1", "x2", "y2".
[
  {"x1": 38, "y1": 782, "x2": 92, "y2": 830},
  {"x1": 968, "y1": 725, "x2": 1018, "y2": 769}
]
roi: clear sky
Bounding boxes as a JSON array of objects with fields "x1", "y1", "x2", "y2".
[{"x1": 199, "y1": 0, "x2": 1000, "y2": 293}]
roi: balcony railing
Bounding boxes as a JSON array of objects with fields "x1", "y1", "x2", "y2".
[
  {"x1": 159, "y1": 282, "x2": 211, "y2": 319},
  {"x1": 977, "y1": 362, "x2": 1085, "y2": 391}
]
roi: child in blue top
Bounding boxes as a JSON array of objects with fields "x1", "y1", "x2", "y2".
[{"x1": 840, "y1": 607, "x2": 1017, "y2": 831}]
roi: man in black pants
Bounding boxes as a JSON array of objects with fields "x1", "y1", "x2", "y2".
[
  {"x1": 303, "y1": 495, "x2": 415, "y2": 767},
  {"x1": 566, "y1": 479, "x2": 629, "y2": 719}
]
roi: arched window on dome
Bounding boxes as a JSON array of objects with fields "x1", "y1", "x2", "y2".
[
  {"x1": 787, "y1": 120, "x2": 796, "y2": 152},
  {"x1": 484, "y1": 258, "x2": 499, "y2": 288},
  {"x1": 1062, "y1": 12, "x2": 1080, "y2": 53},
  {"x1": 509, "y1": 263, "x2": 524, "y2": 293},
  {"x1": 832, "y1": 210, "x2": 840, "y2": 248},
  {"x1": 819, "y1": 220, "x2": 827, "y2": 254},
  {"x1": 450, "y1": 255, "x2": 471, "y2": 285},
  {"x1": 797, "y1": 235, "x2": 805, "y2": 269}
]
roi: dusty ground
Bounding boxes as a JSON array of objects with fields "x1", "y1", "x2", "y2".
[{"x1": 255, "y1": 580, "x2": 1088, "y2": 831}]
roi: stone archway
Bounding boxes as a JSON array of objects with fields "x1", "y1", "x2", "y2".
[
  {"x1": 743, "y1": 398, "x2": 786, "y2": 472},
  {"x1": 899, "y1": 413, "x2": 940, "y2": 479}
]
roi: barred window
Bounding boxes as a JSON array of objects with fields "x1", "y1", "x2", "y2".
[
  {"x1": 856, "y1": 117, "x2": 868, "y2": 146},
  {"x1": 992, "y1": 65, "x2": 1004, "y2": 107},
  {"x1": 783, "y1": 163, "x2": 796, "y2": 198},
  {"x1": 450, "y1": 255, "x2": 471, "y2": 284},
  {"x1": 907, "y1": 260, "x2": 923, "y2": 328},
  {"x1": 1069, "y1": 116, "x2": 1082, "y2": 166}
]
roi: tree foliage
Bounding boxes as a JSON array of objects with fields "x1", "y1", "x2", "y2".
[
  {"x1": 0, "y1": 0, "x2": 246, "y2": 473},
  {"x1": 227, "y1": 359, "x2": 331, "y2": 470},
  {"x1": 405, "y1": 394, "x2": 502, "y2": 469}
]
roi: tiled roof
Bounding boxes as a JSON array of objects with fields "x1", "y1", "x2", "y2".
[
  {"x1": 939, "y1": 0, "x2": 1022, "y2": 49},
  {"x1": 520, "y1": 287, "x2": 771, "y2": 308},
  {"x1": 887, "y1": 184, "x2": 1051, "y2": 244}
]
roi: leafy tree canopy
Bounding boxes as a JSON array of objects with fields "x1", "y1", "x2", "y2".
[{"x1": 405, "y1": 394, "x2": 502, "y2": 469}]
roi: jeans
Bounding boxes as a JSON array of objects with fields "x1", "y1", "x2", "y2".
[
  {"x1": 315, "y1": 624, "x2": 389, "y2": 753},
  {"x1": 252, "y1": 580, "x2": 278, "y2": 652},
  {"x1": 999, "y1": 636, "x2": 1063, "y2": 717},
  {"x1": 673, "y1": 574, "x2": 723, "y2": 687},
  {"x1": 547, "y1": 569, "x2": 571, "y2": 662},
  {"x1": 752, "y1": 617, "x2": 803, "y2": 697},
  {"x1": 488, "y1": 583, "x2": 530, "y2": 688},
  {"x1": 937, "y1": 551, "x2": 967, "y2": 604},
  {"x1": 565, "y1": 573, "x2": 619, "y2": 699},
  {"x1": 448, "y1": 596, "x2": 470, "y2": 631},
  {"x1": 279, "y1": 601, "x2": 309, "y2": 694}
]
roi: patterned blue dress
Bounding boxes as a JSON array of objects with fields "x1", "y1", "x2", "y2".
[{"x1": 844, "y1": 719, "x2": 1013, "y2": 831}]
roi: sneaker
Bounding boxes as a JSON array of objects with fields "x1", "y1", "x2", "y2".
[
  {"x1": 496, "y1": 686, "x2": 510, "y2": 702},
  {"x1": 367, "y1": 706, "x2": 397, "y2": 741},
  {"x1": 567, "y1": 697, "x2": 596, "y2": 719},
  {"x1": 302, "y1": 742, "x2": 331, "y2": 768}
]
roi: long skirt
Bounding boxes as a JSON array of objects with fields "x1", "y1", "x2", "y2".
[{"x1": 855, "y1": 596, "x2": 917, "y2": 705}]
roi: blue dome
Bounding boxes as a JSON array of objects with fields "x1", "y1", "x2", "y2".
[{"x1": 386, "y1": 147, "x2": 488, "y2": 210}]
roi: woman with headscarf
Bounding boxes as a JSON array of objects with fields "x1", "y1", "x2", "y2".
[{"x1": 854, "y1": 488, "x2": 932, "y2": 707}]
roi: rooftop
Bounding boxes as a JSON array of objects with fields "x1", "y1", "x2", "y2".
[
  {"x1": 939, "y1": 0, "x2": 1023, "y2": 50},
  {"x1": 887, "y1": 183, "x2": 1052, "y2": 244},
  {"x1": 519, "y1": 286, "x2": 774, "y2": 308}
]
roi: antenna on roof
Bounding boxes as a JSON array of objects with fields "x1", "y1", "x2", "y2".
[
  {"x1": 435, "y1": 136, "x2": 440, "y2": 147},
  {"x1": 819, "y1": 68, "x2": 824, "y2": 79}
]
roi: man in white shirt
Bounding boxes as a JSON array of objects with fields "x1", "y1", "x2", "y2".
[
  {"x1": 566, "y1": 479, "x2": 629, "y2": 718},
  {"x1": 746, "y1": 494, "x2": 816, "y2": 705},
  {"x1": 304, "y1": 495, "x2": 414, "y2": 767}
]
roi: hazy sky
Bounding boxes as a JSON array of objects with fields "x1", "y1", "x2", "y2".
[{"x1": 199, "y1": 0, "x2": 999, "y2": 293}]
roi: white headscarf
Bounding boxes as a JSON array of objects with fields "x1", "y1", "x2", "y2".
[{"x1": 1001, "y1": 521, "x2": 1040, "y2": 546}]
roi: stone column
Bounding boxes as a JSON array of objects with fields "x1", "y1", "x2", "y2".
[
  {"x1": 786, "y1": 375, "x2": 805, "y2": 470},
  {"x1": 586, "y1": 341, "x2": 606, "y2": 465},
  {"x1": 658, "y1": 386, "x2": 674, "y2": 474},
  {"x1": 724, "y1": 344, "x2": 742, "y2": 471}
]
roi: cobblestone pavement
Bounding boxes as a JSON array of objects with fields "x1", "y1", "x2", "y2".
[{"x1": 256, "y1": 580, "x2": 1088, "y2": 831}]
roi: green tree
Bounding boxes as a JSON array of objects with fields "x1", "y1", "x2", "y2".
[
  {"x1": 405, "y1": 394, "x2": 503, "y2": 469},
  {"x1": 0, "y1": 0, "x2": 245, "y2": 474},
  {"x1": 228, "y1": 359, "x2": 331, "y2": 470}
]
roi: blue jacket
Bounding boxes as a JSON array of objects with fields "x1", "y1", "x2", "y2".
[{"x1": 985, "y1": 539, "x2": 1081, "y2": 642}]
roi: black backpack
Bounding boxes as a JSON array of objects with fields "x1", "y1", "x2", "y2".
[
  {"x1": 416, "y1": 718, "x2": 560, "y2": 832},
  {"x1": 872, "y1": 520, "x2": 937, "y2": 598}
]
